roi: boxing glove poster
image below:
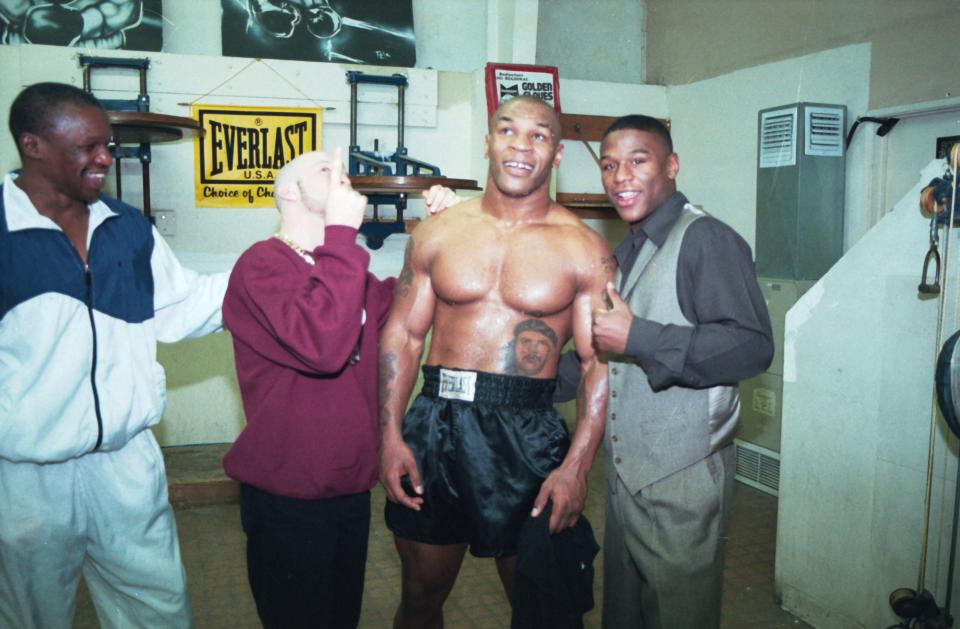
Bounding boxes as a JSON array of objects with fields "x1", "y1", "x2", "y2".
[
  {"x1": 192, "y1": 104, "x2": 322, "y2": 208},
  {"x1": 221, "y1": 0, "x2": 415, "y2": 67},
  {"x1": 0, "y1": 0, "x2": 161, "y2": 50}
]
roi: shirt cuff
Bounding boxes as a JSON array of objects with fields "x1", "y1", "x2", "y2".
[{"x1": 625, "y1": 317, "x2": 662, "y2": 361}]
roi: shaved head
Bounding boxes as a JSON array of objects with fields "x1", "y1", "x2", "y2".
[
  {"x1": 275, "y1": 150, "x2": 331, "y2": 195},
  {"x1": 489, "y1": 96, "x2": 561, "y2": 146},
  {"x1": 274, "y1": 150, "x2": 335, "y2": 214}
]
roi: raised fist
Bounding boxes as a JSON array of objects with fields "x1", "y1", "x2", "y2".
[
  {"x1": 304, "y1": 4, "x2": 341, "y2": 39},
  {"x1": 23, "y1": 4, "x2": 84, "y2": 46},
  {"x1": 248, "y1": 0, "x2": 300, "y2": 39}
]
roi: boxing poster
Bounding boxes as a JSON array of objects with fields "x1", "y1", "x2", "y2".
[
  {"x1": 221, "y1": 0, "x2": 416, "y2": 67},
  {"x1": 485, "y1": 63, "x2": 561, "y2": 118},
  {"x1": 0, "y1": 0, "x2": 162, "y2": 50},
  {"x1": 193, "y1": 104, "x2": 322, "y2": 208}
]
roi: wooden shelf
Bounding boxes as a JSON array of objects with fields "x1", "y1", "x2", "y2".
[
  {"x1": 351, "y1": 175, "x2": 480, "y2": 194},
  {"x1": 560, "y1": 113, "x2": 620, "y2": 142},
  {"x1": 559, "y1": 112, "x2": 671, "y2": 142},
  {"x1": 557, "y1": 192, "x2": 619, "y2": 220},
  {"x1": 106, "y1": 111, "x2": 201, "y2": 144}
]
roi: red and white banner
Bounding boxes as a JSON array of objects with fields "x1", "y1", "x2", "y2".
[{"x1": 484, "y1": 63, "x2": 560, "y2": 118}]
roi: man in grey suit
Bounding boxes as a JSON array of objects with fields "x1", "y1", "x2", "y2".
[{"x1": 557, "y1": 114, "x2": 773, "y2": 628}]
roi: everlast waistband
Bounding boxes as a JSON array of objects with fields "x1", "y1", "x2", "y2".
[{"x1": 420, "y1": 365, "x2": 556, "y2": 409}]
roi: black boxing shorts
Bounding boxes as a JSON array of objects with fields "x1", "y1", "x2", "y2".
[{"x1": 385, "y1": 365, "x2": 570, "y2": 558}]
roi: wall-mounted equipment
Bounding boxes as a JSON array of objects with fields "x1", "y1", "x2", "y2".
[
  {"x1": 737, "y1": 103, "x2": 846, "y2": 494},
  {"x1": 80, "y1": 55, "x2": 200, "y2": 220},
  {"x1": 918, "y1": 145, "x2": 960, "y2": 295},
  {"x1": 344, "y1": 71, "x2": 478, "y2": 248}
]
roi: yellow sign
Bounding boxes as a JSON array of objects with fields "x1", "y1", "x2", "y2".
[{"x1": 193, "y1": 105, "x2": 322, "y2": 208}]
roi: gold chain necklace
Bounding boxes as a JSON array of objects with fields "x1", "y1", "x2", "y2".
[{"x1": 273, "y1": 232, "x2": 315, "y2": 265}]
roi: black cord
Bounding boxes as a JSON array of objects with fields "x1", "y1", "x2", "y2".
[{"x1": 845, "y1": 116, "x2": 901, "y2": 149}]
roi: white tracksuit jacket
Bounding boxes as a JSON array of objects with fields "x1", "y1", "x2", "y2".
[{"x1": 0, "y1": 173, "x2": 228, "y2": 628}]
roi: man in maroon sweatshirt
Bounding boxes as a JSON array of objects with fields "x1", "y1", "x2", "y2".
[{"x1": 222, "y1": 148, "x2": 456, "y2": 628}]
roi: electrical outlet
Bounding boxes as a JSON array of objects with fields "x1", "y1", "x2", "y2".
[{"x1": 153, "y1": 210, "x2": 176, "y2": 237}]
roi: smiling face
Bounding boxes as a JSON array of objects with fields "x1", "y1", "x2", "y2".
[
  {"x1": 484, "y1": 97, "x2": 563, "y2": 198},
  {"x1": 600, "y1": 128, "x2": 679, "y2": 224},
  {"x1": 34, "y1": 104, "x2": 113, "y2": 203}
]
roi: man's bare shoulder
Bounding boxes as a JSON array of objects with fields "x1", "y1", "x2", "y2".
[
  {"x1": 548, "y1": 202, "x2": 613, "y2": 254},
  {"x1": 406, "y1": 196, "x2": 485, "y2": 261},
  {"x1": 415, "y1": 196, "x2": 484, "y2": 235}
]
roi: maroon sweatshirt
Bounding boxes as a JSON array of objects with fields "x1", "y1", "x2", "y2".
[{"x1": 222, "y1": 226, "x2": 396, "y2": 499}]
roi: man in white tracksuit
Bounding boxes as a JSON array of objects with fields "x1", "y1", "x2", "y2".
[{"x1": 0, "y1": 82, "x2": 227, "y2": 627}]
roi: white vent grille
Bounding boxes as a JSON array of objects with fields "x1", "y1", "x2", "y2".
[
  {"x1": 735, "y1": 439, "x2": 780, "y2": 496},
  {"x1": 805, "y1": 106, "x2": 844, "y2": 157},
  {"x1": 759, "y1": 107, "x2": 797, "y2": 169}
]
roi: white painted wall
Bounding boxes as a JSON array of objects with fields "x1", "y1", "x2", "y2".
[
  {"x1": 666, "y1": 44, "x2": 872, "y2": 250},
  {"x1": 777, "y1": 159, "x2": 959, "y2": 628},
  {"x1": 412, "y1": 0, "x2": 488, "y2": 71},
  {"x1": 537, "y1": 0, "x2": 645, "y2": 84}
]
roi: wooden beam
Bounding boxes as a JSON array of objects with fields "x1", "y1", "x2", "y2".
[
  {"x1": 560, "y1": 113, "x2": 618, "y2": 142},
  {"x1": 557, "y1": 192, "x2": 620, "y2": 220},
  {"x1": 559, "y1": 112, "x2": 672, "y2": 142}
]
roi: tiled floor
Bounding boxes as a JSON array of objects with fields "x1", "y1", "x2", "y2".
[{"x1": 71, "y1": 444, "x2": 810, "y2": 628}]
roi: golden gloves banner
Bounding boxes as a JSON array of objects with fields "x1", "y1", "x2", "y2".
[{"x1": 193, "y1": 105, "x2": 322, "y2": 208}]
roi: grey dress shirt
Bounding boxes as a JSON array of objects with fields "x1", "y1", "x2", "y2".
[{"x1": 555, "y1": 191, "x2": 773, "y2": 400}]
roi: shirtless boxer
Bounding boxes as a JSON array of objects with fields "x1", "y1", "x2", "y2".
[{"x1": 378, "y1": 95, "x2": 613, "y2": 629}]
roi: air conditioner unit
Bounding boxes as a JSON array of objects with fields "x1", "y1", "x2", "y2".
[
  {"x1": 755, "y1": 103, "x2": 846, "y2": 280},
  {"x1": 737, "y1": 104, "x2": 846, "y2": 490}
]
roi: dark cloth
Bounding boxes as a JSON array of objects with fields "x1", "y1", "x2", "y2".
[
  {"x1": 554, "y1": 191, "x2": 772, "y2": 401},
  {"x1": 385, "y1": 366, "x2": 569, "y2": 557},
  {"x1": 512, "y1": 501, "x2": 599, "y2": 629},
  {"x1": 240, "y1": 483, "x2": 370, "y2": 629},
  {"x1": 222, "y1": 226, "x2": 396, "y2": 499}
]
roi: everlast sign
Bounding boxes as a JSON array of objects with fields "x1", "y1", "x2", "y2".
[{"x1": 193, "y1": 105, "x2": 322, "y2": 208}]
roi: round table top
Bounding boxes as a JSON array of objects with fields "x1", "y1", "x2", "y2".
[
  {"x1": 350, "y1": 176, "x2": 481, "y2": 194},
  {"x1": 107, "y1": 111, "x2": 201, "y2": 144}
]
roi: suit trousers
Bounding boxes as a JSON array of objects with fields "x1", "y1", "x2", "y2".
[
  {"x1": 602, "y1": 445, "x2": 735, "y2": 629},
  {"x1": 240, "y1": 484, "x2": 371, "y2": 629}
]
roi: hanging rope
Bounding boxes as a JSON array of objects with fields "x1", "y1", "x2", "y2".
[{"x1": 179, "y1": 57, "x2": 334, "y2": 110}]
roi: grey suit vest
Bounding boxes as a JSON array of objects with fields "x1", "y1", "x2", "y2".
[{"x1": 605, "y1": 204, "x2": 740, "y2": 494}]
